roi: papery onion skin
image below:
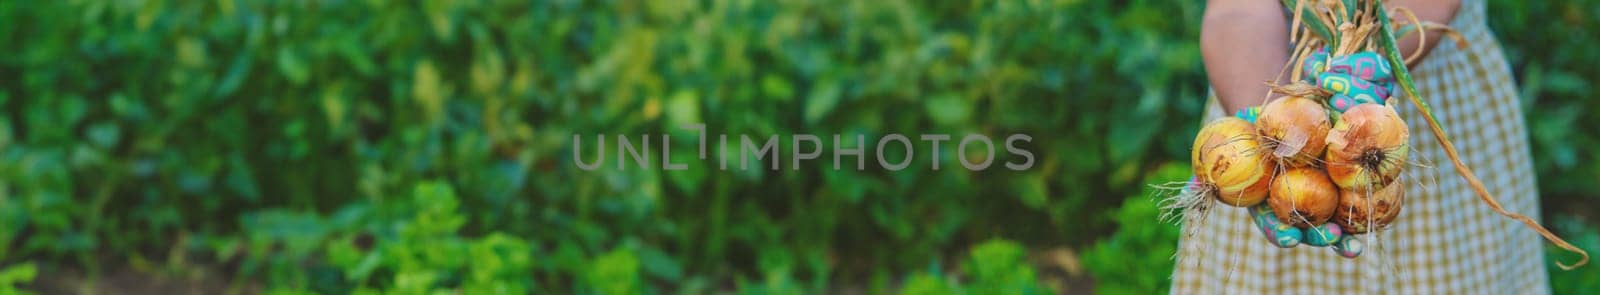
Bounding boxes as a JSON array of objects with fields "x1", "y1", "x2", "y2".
[
  {"x1": 1192, "y1": 117, "x2": 1273, "y2": 207},
  {"x1": 1325, "y1": 103, "x2": 1411, "y2": 191},
  {"x1": 1334, "y1": 182, "x2": 1405, "y2": 234},
  {"x1": 1218, "y1": 166, "x2": 1273, "y2": 207},
  {"x1": 1255, "y1": 96, "x2": 1331, "y2": 168},
  {"x1": 1268, "y1": 167, "x2": 1340, "y2": 227}
]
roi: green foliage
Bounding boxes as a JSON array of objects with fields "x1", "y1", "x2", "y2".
[
  {"x1": 0, "y1": 263, "x2": 37, "y2": 295},
  {"x1": 237, "y1": 181, "x2": 534, "y2": 293},
  {"x1": 587, "y1": 249, "x2": 642, "y2": 295},
  {"x1": 1487, "y1": 0, "x2": 1600, "y2": 202},
  {"x1": 1486, "y1": 2, "x2": 1600, "y2": 291},
  {"x1": 1082, "y1": 163, "x2": 1186, "y2": 294},
  {"x1": 898, "y1": 272, "x2": 960, "y2": 295},
  {"x1": 1, "y1": 0, "x2": 1210, "y2": 291},
  {"x1": 0, "y1": 0, "x2": 1594, "y2": 293},
  {"x1": 891, "y1": 238, "x2": 1049, "y2": 295},
  {"x1": 964, "y1": 239, "x2": 1048, "y2": 294}
]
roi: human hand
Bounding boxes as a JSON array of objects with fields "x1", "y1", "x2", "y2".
[
  {"x1": 1248, "y1": 203, "x2": 1363, "y2": 257},
  {"x1": 1301, "y1": 47, "x2": 1398, "y2": 113}
]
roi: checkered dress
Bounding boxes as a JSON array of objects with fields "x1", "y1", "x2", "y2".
[{"x1": 1172, "y1": 1, "x2": 1551, "y2": 294}]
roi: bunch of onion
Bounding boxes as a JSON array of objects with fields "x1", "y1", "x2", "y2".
[
  {"x1": 1251, "y1": 83, "x2": 1341, "y2": 227},
  {"x1": 1190, "y1": 117, "x2": 1275, "y2": 207},
  {"x1": 1325, "y1": 104, "x2": 1410, "y2": 191},
  {"x1": 1322, "y1": 104, "x2": 1412, "y2": 233},
  {"x1": 1254, "y1": 86, "x2": 1331, "y2": 168},
  {"x1": 1335, "y1": 178, "x2": 1405, "y2": 234},
  {"x1": 1268, "y1": 166, "x2": 1340, "y2": 227},
  {"x1": 1162, "y1": 0, "x2": 1591, "y2": 268},
  {"x1": 1162, "y1": 116, "x2": 1278, "y2": 266},
  {"x1": 1163, "y1": 115, "x2": 1326, "y2": 269}
]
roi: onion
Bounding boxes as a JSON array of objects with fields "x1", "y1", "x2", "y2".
[
  {"x1": 1325, "y1": 103, "x2": 1410, "y2": 191},
  {"x1": 1268, "y1": 167, "x2": 1339, "y2": 227},
  {"x1": 1255, "y1": 96, "x2": 1331, "y2": 167},
  {"x1": 1334, "y1": 183, "x2": 1405, "y2": 234},
  {"x1": 1191, "y1": 117, "x2": 1273, "y2": 207}
]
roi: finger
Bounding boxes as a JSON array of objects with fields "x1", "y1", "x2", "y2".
[
  {"x1": 1331, "y1": 234, "x2": 1365, "y2": 258},
  {"x1": 1329, "y1": 94, "x2": 1358, "y2": 113},
  {"x1": 1249, "y1": 203, "x2": 1303, "y2": 248},
  {"x1": 1302, "y1": 222, "x2": 1344, "y2": 247},
  {"x1": 1318, "y1": 73, "x2": 1385, "y2": 113},
  {"x1": 1327, "y1": 51, "x2": 1392, "y2": 82}
]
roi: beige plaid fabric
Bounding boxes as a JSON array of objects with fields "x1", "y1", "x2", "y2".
[{"x1": 1171, "y1": 1, "x2": 1551, "y2": 294}]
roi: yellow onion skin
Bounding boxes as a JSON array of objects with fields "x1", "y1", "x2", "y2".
[
  {"x1": 1255, "y1": 96, "x2": 1331, "y2": 168},
  {"x1": 1334, "y1": 183, "x2": 1405, "y2": 234},
  {"x1": 1192, "y1": 117, "x2": 1273, "y2": 207},
  {"x1": 1325, "y1": 103, "x2": 1410, "y2": 191},
  {"x1": 1268, "y1": 167, "x2": 1340, "y2": 227},
  {"x1": 1218, "y1": 166, "x2": 1273, "y2": 207}
]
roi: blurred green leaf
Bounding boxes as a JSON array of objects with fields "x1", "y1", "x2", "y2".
[
  {"x1": 589, "y1": 248, "x2": 642, "y2": 295},
  {"x1": 276, "y1": 47, "x2": 310, "y2": 85},
  {"x1": 9, "y1": 0, "x2": 1597, "y2": 293},
  {"x1": 925, "y1": 93, "x2": 971, "y2": 126}
]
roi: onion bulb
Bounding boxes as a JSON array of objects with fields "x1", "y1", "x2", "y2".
[
  {"x1": 1191, "y1": 117, "x2": 1274, "y2": 207},
  {"x1": 1325, "y1": 103, "x2": 1410, "y2": 191},
  {"x1": 1268, "y1": 167, "x2": 1339, "y2": 227},
  {"x1": 1255, "y1": 96, "x2": 1331, "y2": 167},
  {"x1": 1333, "y1": 183, "x2": 1405, "y2": 234}
]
